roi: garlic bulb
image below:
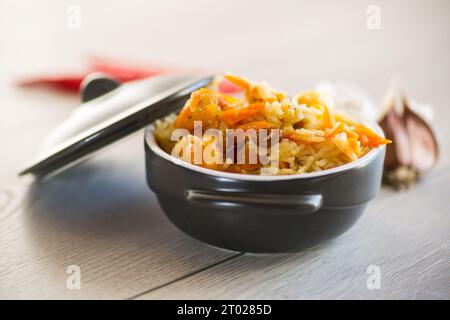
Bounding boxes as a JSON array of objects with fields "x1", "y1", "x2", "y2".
[{"x1": 378, "y1": 87, "x2": 439, "y2": 189}]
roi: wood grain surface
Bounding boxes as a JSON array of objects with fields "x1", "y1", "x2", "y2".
[{"x1": 0, "y1": 0, "x2": 449, "y2": 299}]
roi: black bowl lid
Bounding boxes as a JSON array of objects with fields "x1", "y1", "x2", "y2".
[{"x1": 19, "y1": 74, "x2": 213, "y2": 178}]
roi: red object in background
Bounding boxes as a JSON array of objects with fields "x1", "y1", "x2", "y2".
[
  {"x1": 17, "y1": 58, "x2": 242, "y2": 94},
  {"x1": 18, "y1": 75, "x2": 86, "y2": 92},
  {"x1": 218, "y1": 78, "x2": 242, "y2": 94},
  {"x1": 17, "y1": 58, "x2": 169, "y2": 93}
]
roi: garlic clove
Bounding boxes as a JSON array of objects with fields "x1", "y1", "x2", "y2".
[
  {"x1": 380, "y1": 98, "x2": 412, "y2": 171},
  {"x1": 403, "y1": 100, "x2": 439, "y2": 172},
  {"x1": 409, "y1": 100, "x2": 434, "y2": 123}
]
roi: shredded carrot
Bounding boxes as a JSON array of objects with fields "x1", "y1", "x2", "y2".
[
  {"x1": 174, "y1": 105, "x2": 192, "y2": 129},
  {"x1": 322, "y1": 105, "x2": 335, "y2": 129},
  {"x1": 237, "y1": 121, "x2": 277, "y2": 131},
  {"x1": 174, "y1": 88, "x2": 221, "y2": 130},
  {"x1": 355, "y1": 125, "x2": 392, "y2": 147},
  {"x1": 220, "y1": 103, "x2": 265, "y2": 126},
  {"x1": 348, "y1": 138, "x2": 361, "y2": 157},
  {"x1": 224, "y1": 74, "x2": 251, "y2": 91},
  {"x1": 325, "y1": 122, "x2": 345, "y2": 138},
  {"x1": 219, "y1": 93, "x2": 240, "y2": 105},
  {"x1": 217, "y1": 96, "x2": 229, "y2": 110},
  {"x1": 344, "y1": 128, "x2": 359, "y2": 139}
]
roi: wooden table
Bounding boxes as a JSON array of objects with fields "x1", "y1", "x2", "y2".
[{"x1": 0, "y1": 0, "x2": 449, "y2": 299}]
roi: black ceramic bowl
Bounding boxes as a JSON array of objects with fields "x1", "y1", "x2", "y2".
[{"x1": 144, "y1": 121, "x2": 386, "y2": 254}]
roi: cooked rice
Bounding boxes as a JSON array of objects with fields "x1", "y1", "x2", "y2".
[{"x1": 153, "y1": 74, "x2": 390, "y2": 175}]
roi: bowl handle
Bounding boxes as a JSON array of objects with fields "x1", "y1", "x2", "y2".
[{"x1": 186, "y1": 190, "x2": 322, "y2": 214}]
